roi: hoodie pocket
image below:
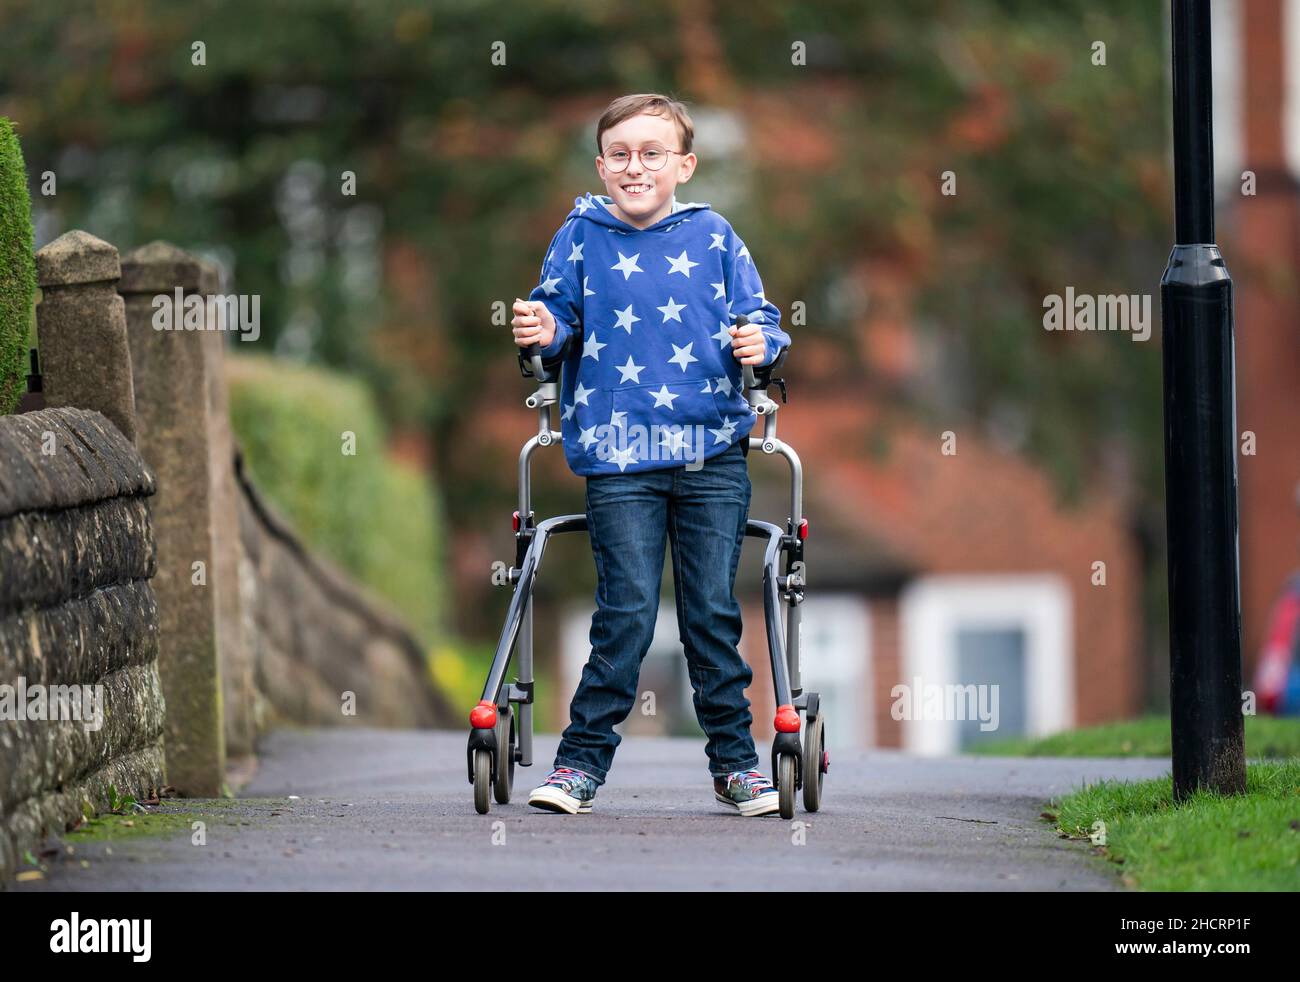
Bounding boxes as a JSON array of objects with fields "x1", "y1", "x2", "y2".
[{"x1": 607, "y1": 379, "x2": 726, "y2": 467}]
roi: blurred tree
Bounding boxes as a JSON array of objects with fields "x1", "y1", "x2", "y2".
[{"x1": 0, "y1": 0, "x2": 1170, "y2": 622}]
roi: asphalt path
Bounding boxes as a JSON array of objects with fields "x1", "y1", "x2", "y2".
[{"x1": 12, "y1": 727, "x2": 1173, "y2": 891}]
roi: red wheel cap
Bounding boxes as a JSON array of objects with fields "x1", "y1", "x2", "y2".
[
  {"x1": 470, "y1": 699, "x2": 498, "y2": 729},
  {"x1": 822, "y1": 749, "x2": 830, "y2": 772},
  {"x1": 774, "y1": 704, "x2": 800, "y2": 733}
]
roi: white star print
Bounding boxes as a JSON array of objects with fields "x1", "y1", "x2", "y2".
[
  {"x1": 709, "y1": 233, "x2": 727, "y2": 251},
  {"x1": 578, "y1": 425, "x2": 599, "y2": 449},
  {"x1": 610, "y1": 408, "x2": 626, "y2": 429},
  {"x1": 651, "y1": 385, "x2": 679, "y2": 409},
  {"x1": 660, "y1": 429, "x2": 689, "y2": 454},
  {"x1": 714, "y1": 375, "x2": 734, "y2": 398},
  {"x1": 611, "y1": 252, "x2": 644, "y2": 279},
  {"x1": 573, "y1": 381, "x2": 594, "y2": 406},
  {"x1": 616, "y1": 355, "x2": 645, "y2": 383},
  {"x1": 583, "y1": 332, "x2": 607, "y2": 361},
  {"x1": 713, "y1": 320, "x2": 733, "y2": 349},
  {"x1": 539, "y1": 275, "x2": 561, "y2": 296},
  {"x1": 709, "y1": 417, "x2": 739, "y2": 444},
  {"x1": 613, "y1": 304, "x2": 641, "y2": 334},
  {"x1": 668, "y1": 342, "x2": 698, "y2": 372},
  {"x1": 562, "y1": 402, "x2": 576, "y2": 421},
  {"x1": 608, "y1": 445, "x2": 638, "y2": 471},
  {"x1": 666, "y1": 250, "x2": 699, "y2": 277},
  {"x1": 567, "y1": 242, "x2": 584, "y2": 263},
  {"x1": 657, "y1": 297, "x2": 686, "y2": 323},
  {"x1": 711, "y1": 281, "x2": 727, "y2": 300},
  {"x1": 737, "y1": 243, "x2": 751, "y2": 262},
  {"x1": 700, "y1": 379, "x2": 712, "y2": 393},
  {"x1": 583, "y1": 276, "x2": 595, "y2": 297},
  {"x1": 576, "y1": 196, "x2": 595, "y2": 214}
]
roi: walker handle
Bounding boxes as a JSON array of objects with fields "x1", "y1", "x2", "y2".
[
  {"x1": 525, "y1": 342, "x2": 546, "y2": 381},
  {"x1": 736, "y1": 315, "x2": 759, "y2": 392}
]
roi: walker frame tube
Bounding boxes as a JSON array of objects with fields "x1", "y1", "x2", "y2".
[{"x1": 468, "y1": 338, "x2": 810, "y2": 791}]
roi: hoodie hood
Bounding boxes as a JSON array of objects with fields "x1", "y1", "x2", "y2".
[{"x1": 567, "y1": 190, "x2": 713, "y2": 233}]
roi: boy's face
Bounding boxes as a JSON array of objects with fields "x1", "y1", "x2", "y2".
[{"x1": 595, "y1": 111, "x2": 697, "y2": 229}]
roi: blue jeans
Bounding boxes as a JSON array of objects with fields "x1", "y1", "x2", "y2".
[{"x1": 553, "y1": 439, "x2": 759, "y2": 786}]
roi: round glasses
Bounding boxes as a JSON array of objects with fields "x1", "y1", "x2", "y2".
[{"x1": 602, "y1": 145, "x2": 684, "y2": 173}]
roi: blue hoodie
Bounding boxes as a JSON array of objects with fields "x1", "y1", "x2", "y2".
[{"x1": 528, "y1": 191, "x2": 789, "y2": 477}]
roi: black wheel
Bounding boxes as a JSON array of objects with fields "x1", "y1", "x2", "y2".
[
  {"x1": 473, "y1": 748, "x2": 491, "y2": 814},
  {"x1": 777, "y1": 754, "x2": 796, "y2": 820},
  {"x1": 493, "y1": 707, "x2": 515, "y2": 804},
  {"x1": 802, "y1": 713, "x2": 825, "y2": 812}
]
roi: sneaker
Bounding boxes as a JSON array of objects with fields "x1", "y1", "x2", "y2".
[
  {"x1": 528, "y1": 766, "x2": 598, "y2": 814},
  {"x1": 714, "y1": 768, "x2": 780, "y2": 816}
]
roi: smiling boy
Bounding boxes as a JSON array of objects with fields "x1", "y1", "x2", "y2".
[{"x1": 510, "y1": 93, "x2": 791, "y2": 816}]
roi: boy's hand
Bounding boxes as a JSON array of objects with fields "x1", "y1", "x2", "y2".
[
  {"x1": 729, "y1": 319, "x2": 767, "y2": 366},
  {"x1": 512, "y1": 298, "x2": 556, "y2": 349}
]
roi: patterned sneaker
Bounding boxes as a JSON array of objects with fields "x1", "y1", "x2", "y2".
[
  {"x1": 714, "y1": 768, "x2": 780, "y2": 816},
  {"x1": 528, "y1": 766, "x2": 598, "y2": 814}
]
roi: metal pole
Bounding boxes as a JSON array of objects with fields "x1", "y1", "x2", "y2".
[{"x1": 1160, "y1": 0, "x2": 1246, "y2": 800}]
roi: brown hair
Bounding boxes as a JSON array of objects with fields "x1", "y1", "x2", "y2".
[{"x1": 595, "y1": 93, "x2": 694, "y2": 155}]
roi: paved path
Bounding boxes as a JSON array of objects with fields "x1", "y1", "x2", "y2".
[{"x1": 14, "y1": 728, "x2": 1173, "y2": 891}]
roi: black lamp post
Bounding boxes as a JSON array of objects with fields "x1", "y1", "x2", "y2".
[{"x1": 1160, "y1": 0, "x2": 1246, "y2": 800}]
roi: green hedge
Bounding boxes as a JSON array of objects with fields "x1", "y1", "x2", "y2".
[
  {"x1": 227, "y1": 352, "x2": 445, "y2": 642},
  {"x1": 0, "y1": 118, "x2": 35, "y2": 414}
]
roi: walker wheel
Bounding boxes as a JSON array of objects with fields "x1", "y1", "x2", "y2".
[
  {"x1": 473, "y1": 748, "x2": 491, "y2": 814},
  {"x1": 802, "y1": 713, "x2": 825, "y2": 813},
  {"x1": 493, "y1": 706, "x2": 516, "y2": 804},
  {"x1": 777, "y1": 754, "x2": 796, "y2": 820}
]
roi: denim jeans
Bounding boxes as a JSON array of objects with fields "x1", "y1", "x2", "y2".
[{"x1": 553, "y1": 439, "x2": 759, "y2": 786}]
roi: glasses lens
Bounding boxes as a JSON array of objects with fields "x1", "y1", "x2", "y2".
[
  {"x1": 641, "y1": 147, "x2": 667, "y2": 170},
  {"x1": 606, "y1": 149, "x2": 630, "y2": 172}
]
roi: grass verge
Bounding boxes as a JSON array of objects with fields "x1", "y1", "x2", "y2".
[
  {"x1": 1048, "y1": 759, "x2": 1300, "y2": 890},
  {"x1": 969, "y1": 714, "x2": 1300, "y2": 758}
]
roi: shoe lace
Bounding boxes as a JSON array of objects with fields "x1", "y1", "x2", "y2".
[
  {"x1": 730, "y1": 769, "x2": 773, "y2": 795},
  {"x1": 547, "y1": 767, "x2": 589, "y2": 792}
]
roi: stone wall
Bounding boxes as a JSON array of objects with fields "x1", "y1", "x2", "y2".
[
  {"x1": 1, "y1": 230, "x2": 454, "y2": 884},
  {"x1": 0, "y1": 408, "x2": 166, "y2": 882}
]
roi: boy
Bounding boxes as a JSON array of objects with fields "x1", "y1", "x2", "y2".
[{"x1": 510, "y1": 94, "x2": 791, "y2": 817}]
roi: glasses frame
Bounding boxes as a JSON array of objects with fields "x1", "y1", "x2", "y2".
[{"x1": 600, "y1": 144, "x2": 687, "y2": 173}]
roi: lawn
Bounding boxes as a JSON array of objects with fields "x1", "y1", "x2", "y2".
[
  {"x1": 1047, "y1": 759, "x2": 1300, "y2": 890},
  {"x1": 967, "y1": 713, "x2": 1300, "y2": 758}
]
